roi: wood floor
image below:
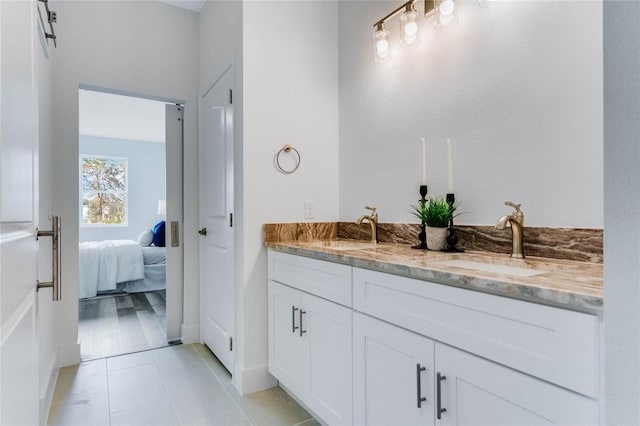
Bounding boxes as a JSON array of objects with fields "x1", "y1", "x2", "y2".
[{"x1": 78, "y1": 290, "x2": 168, "y2": 361}]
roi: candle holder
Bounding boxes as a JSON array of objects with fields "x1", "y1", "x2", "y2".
[
  {"x1": 412, "y1": 185, "x2": 429, "y2": 250},
  {"x1": 445, "y1": 193, "x2": 464, "y2": 252}
]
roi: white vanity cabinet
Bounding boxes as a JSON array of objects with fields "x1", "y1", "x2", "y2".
[
  {"x1": 436, "y1": 344, "x2": 598, "y2": 425},
  {"x1": 353, "y1": 312, "x2": 436, "y2": 426},
  {"x1": 352, "y1": 267, "x2": 600, "y2": 425},
  {"x1": 268, "y1": 252, "x2": 353, "y2": 425},
  {"x1": 267, "y1": 250, "x2": 601, "y2": 426},
  {"x1": 353, "y1": 312, "x2": 597, "y2": 426}
]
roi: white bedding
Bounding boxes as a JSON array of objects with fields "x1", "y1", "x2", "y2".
[
  {"x1": 142, "y1": 246, "x2": 166, "y2": 265},
  {"x1": 79, "y1": 240, "x2": 145, "y2": 298}
]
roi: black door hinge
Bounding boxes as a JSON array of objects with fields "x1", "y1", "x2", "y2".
[
  {"x1": 229, "y1": 213, "x2": 233, "y2": 227},
  {"x1": 229, "y1": 89, "x2": 233, "y2": 105},
  {"x1": 229, "y1": 337, "x2": 233, "y2": 351}
]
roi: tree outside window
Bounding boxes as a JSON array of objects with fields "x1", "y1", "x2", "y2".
[{"x1": 80, "y1": 156, "x2": 128, "y2": 225}]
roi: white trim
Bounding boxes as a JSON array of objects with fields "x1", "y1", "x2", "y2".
[
  {"x1": 233, "y1": 362, "x2": 276, "y2": 396},
  {"x1": 55, "y1": 341, "x2": 81, "y2": 368},
  {"x1": 38, "y1": 353, "x2": 58, "y2": 426},
  {"x1": 180, "y1": 323, "x2": 200, "y2": 344}
]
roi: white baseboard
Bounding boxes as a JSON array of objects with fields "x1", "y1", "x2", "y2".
[
  {"x1": 181, "y1": 323, "x2": 200, "y2": 344},
  {"x1": 233, "y1": 362, "x2": 277, "y2": 395},
  {"x1": 39, "y1": 353, "x2": 59, "y2": 426},
  {"x1": 56, "y1": 341, "x2": 81, "y2": 367}
]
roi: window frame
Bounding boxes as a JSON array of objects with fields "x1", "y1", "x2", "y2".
[{"x1": 79, "y1": 154, "x2": 129, "y2": 227}]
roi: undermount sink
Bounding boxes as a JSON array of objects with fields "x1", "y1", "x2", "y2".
[
  {"x1": 306, "y1": 240, "x2": 378, "y2": 251},
  {"x1": 435, "y1": 255, "x2": 550, "y2": 277}
]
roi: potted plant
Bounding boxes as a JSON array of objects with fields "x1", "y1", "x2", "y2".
[{"x1": 412, "y1": 197, "x2": 458, "y2": 251}]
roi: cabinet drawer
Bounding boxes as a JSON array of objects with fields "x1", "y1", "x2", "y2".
[
  {"x1": 353, "y1": 268, "x2": 599, "y2": 398},
  {"x1": 268, "y1": 250, "x2": 352, "y2": 307}
]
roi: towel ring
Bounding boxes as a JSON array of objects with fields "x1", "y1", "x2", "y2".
[{"x1": 275, "y1": 144, "x2": 301, "y2": 174}]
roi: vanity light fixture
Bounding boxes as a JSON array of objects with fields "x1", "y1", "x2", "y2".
[
  {"x1": 372, "y1": 0, "x2": 441, "y2": 62},
  {"x1": 373, "y1": 23, "x2": 392, "y2": 63},
  {"x1": 373, "y1": 0, "x2": 498, "y2": 62},
  {"x1": 373, "y1": 0, "x2": 435, "y2": 61},
  {"x1": 399, "y1": 2, "x2": 420, "y2": 47},
  {"x1": 434, "y1": 0, "x2": 458, "y2": 30}
]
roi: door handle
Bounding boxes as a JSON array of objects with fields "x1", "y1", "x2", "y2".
[
  {"x1": 416, "y1": 364, "x2": 427, "y2": 408},
  {"x1": 299, "y1": 310, "x2": 307, "y2": 336},
  {"x1": 437, "y1": 372, "x2": 447, "y2": 419},
  {"x1": 36, "y1": 215, "x2": 61, "y2": 301},
  {"x1": 198, "y1": 227, "x2": 207, "y2": 236},
  {"x1": 292, "y1": 306, "x2": 299, "y2": 333}
]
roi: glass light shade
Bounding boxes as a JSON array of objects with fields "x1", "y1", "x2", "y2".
[
  {"x1": 400, "y1": 9, "x2": 420, "y2": 48},
  {"x1": 373, "y1": 27, "x2": 391, "y2": 63},
  {"x1": 435, "y1": 0, "x2": 458, "y2": 30}
]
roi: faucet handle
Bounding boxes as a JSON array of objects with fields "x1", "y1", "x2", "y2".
[
  {"x1": 505, "y1": 201, "x2": 522, "y2": 212},
  {"x1": 364, "y1": 206, "x2": 378, "y2": 220}
]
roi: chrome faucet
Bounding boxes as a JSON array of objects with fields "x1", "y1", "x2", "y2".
[
  {"x1": 495, "y1": 201, "x2": 525, "y2": 259},
  {"x1": 356, "y1": 206, "x2": 378, "y2": 244}
]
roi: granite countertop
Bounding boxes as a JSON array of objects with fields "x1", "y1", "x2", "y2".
[{"x1": 266, "y1": 239, "x2": 603, "y2": 314}]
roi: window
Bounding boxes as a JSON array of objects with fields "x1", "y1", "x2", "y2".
[{"x1": 80, "y1": 155, "x2": 128, "y2": 226}]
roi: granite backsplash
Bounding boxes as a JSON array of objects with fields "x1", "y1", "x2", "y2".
[{"x1": 264, "y1": 222, "x2": 602, "y2": 263}]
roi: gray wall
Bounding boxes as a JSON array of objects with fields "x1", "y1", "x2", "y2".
[
  {"x1": 79, "y1": 135, "x2": 166, "y2": 243},
  {"x1": 338, "y1": 1, "x2": 603, "y2": 227},
  {"x1": 604, "y1": 1, "x2": 640, "y2": 423}
]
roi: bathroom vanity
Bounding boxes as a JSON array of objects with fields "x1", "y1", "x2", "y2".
[{"x1": 266, "y1": 241, "x2": 603, "y2": 425}]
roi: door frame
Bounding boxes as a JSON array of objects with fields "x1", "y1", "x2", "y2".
[{"x1": 76, "y1": 85, "x2": 186, "y2": 343}]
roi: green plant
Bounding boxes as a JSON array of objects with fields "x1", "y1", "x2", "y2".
[{"x1": 412, "y1": 197, "x2": 459, "y2": 228}]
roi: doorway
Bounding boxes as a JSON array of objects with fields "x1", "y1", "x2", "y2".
[{"x1": 77, "y1": 88, "x2": 183, "y2": 360}]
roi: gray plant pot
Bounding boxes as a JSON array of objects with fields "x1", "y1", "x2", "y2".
[{"x1": 426, "y1": 225, "x2": 448, "y2": 251}]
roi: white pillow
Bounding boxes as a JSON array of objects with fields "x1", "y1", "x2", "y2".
[{"x1": 137, "y1": 229, "x2": 153, "y2": 246}]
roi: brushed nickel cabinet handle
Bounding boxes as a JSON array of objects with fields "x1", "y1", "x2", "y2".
[
  {"x1": 437, "y1": 372, "x2": 447, "y2": 419},
  {"x1": 299, "y1": 310, "x2": 307, "y2": 336},
  {"x1": 417, "y1": 363, "x2": 427, "y2": 408},
  {"x1": 292, "y1": 306, "x2": 299, "y2": 333}
]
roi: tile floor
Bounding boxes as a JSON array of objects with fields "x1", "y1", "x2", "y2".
[{"x1": 48, "y1": 344, "x2": 320, "y2": 426}]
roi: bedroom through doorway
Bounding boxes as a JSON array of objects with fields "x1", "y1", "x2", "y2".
[{"x1": 77, "y1": 89, "x2": 179, "y2": 361}]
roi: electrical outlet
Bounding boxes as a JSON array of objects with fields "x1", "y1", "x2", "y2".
[{"x1": 304, "y1": 200, "x2": 315, "y2": 220}]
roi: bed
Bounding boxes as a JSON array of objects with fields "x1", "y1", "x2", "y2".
[{"x1": 78, "y1": 240, "x2": 166, "y2": 299}]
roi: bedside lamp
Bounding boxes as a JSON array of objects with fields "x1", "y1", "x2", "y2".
[{"x1": 157, "y1": 199, "x2": 166, "y2": 217}]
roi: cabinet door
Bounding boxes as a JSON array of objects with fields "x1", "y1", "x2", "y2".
[
  {"x1": 353, "y1": 312, "x2": 435, "y2": 426},
  {"x1": 435, "y1": 344, "x2": 598, "y2": 426},
  {"x1": 302, "y1": 292, "x2": 353, "y2": 425},
  {"x1": 268, "y1": 281, "x2": 304, "y2": 395}
]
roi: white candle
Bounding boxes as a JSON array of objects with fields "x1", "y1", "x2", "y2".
[
  {"x1": 447, "y1": 138, "x2": 454, "y2": 193},
  {"x1": 421, "y1": 137, "x2": 427, "y2": 185}
]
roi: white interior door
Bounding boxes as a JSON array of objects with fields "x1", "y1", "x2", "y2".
[
  {"x1": 165, "y1": 104, "x2": 184, "y2": 341},
  {"x1": 1, "y1": 0, "x2": 39, "y2": 423},
  {"x1": 199, "y1": 66, "x2": 234, "y2": 372}
]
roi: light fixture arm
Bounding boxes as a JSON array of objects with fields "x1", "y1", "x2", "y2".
[
  {"x1": 424, "y1": 0, "x2": 436, "y2": 17},
  {"x1": 374, "y1": 0, "x2": 436, "y2": 28},
  {"x1": 374, "y1": 0, "x2": 414, "y2": 28}
]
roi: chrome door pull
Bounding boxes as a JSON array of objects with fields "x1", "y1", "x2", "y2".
[
  {"x1": 37, "y1": 215, "x2": 61, "y2": 301},
  {"x1": 437, "y1": 372, "x2": 447, "y2": 419},
  {"x1": 416, "y1": 364, "x2": 427, "y2": 408},
  {"x1": 292, "y1": 306, "x2": 299, "y2": 333}
]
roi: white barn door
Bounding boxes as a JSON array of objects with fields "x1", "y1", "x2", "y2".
[
  {"x1": 1, "y1": 0, "x2": 40, "y2": 423},
  {"x1": 199, "y1": 66, "x2": 234, "y2": 372}
]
